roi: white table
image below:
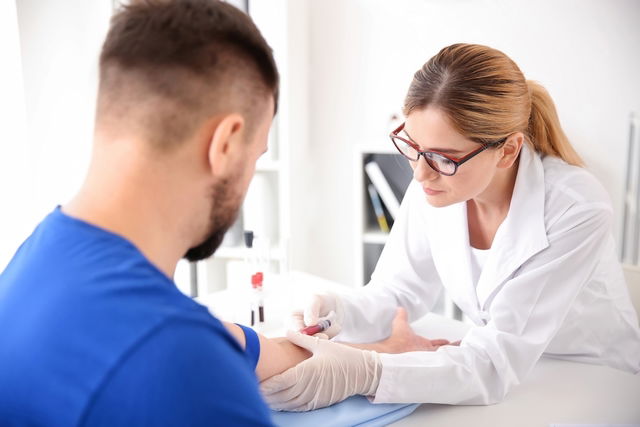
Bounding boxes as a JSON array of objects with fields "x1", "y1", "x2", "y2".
[
  {"x1": 393, "y1": 313, "x2": 640, "y2": 426},
  {"x1": 198, "y1": 271, "x2": 640, "y2": 426}
]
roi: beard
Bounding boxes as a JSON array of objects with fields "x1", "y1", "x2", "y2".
[{"x1": 183, "y1": 176, "x2": 242, "y2": 262}]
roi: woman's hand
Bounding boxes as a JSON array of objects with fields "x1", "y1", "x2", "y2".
[
  {"x1": 343, "y1": 307, "x2": 458, "y2": 353},
  {"x1": 290, "y1": 293, "x2": 344, "y2": 339},
  {"x1": 383, "y1": 307, "x2": 453, "y2": 352}
]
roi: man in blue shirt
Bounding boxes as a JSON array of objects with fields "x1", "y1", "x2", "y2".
[{"x1": 0, "y1": 0, "x2": 279, "y2": 425}]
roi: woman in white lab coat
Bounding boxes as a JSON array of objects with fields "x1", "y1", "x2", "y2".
[{"x1": 261, "y1": 43, "x2": 640, "y2": 410}]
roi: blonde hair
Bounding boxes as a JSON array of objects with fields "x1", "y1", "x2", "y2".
[{"x1": 403, "y1": 43, "x2": 583, "y2": 166}]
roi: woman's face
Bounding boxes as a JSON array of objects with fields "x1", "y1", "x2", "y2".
[{"x1": 404, "y1": 107, "x2": 503, "y2": 208}]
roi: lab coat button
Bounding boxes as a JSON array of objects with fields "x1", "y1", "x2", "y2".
[{"x1": 478, "y1": 310, "x2": 490, "y2": 322}]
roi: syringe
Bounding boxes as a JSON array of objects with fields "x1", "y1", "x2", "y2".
[{"x1": 300, "y1": 318, "x2": 332, "y2": 336}]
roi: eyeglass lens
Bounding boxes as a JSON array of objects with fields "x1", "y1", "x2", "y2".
[{"x1": 392, "y1": 137, "x2": 456, "y2": 175}]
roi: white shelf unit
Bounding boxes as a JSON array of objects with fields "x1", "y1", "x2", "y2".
[
  {"x1": 354, "y1": 145, "x2": 460, "y2": 318},
  {"x1": 175, "y1": 1, "x2": 292, "y2": 299},
  {"x1": 354, "y1": 146, "x2": 411, "y2": 287}
]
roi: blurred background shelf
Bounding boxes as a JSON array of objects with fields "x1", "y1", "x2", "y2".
[
  {"x1": 354, "y1": 146, "x2": 412, "y2": 286},
  {"x1": 362, "y1": 230, "x2": 389, "y2": 245},
  {"x1": 214, "y1": 245, "x2": 286, "y2": 261}
]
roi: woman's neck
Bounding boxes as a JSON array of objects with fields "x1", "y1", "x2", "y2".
[
  {"x1": 467, "y1": 162, "x2": 519, "y2": 249},
  {"x1": 475, "y1": 159, "x2": 519, "y2": 214}
]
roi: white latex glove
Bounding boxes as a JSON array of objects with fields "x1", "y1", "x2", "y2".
[
  {"x1": 260, "y1": 330, "x2": 381, "y2": 412},
  {"x1": 290, "y1": 293, "x2": 345, "y2": 339}
]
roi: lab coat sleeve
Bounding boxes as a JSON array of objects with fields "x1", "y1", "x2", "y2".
[
  {"x1": 337, "y1": 181, "x2": 444, "y2": 343},
  {"x1": 373, "y1": 201, "x2": 613, "y2": 405}
]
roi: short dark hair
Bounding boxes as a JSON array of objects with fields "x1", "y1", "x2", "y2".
[{"x1": 96, "y1": 0, "x2": 279, "y2": 148}]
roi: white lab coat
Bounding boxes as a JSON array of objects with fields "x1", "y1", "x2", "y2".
[{"x1": 337, "y1": 143, "x2": 640, "y2": 405}]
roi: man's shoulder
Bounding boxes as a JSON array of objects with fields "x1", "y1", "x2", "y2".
[{"x1": 0, "y1": 210, "x2": 258, "y2": 424}]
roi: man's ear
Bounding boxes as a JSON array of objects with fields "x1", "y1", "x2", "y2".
[
  {"x1": 497, "y1": 132, "x2": 524, "y2": 169},
  {"x1": 206, "y1": 113, "x2": 245, "y2": 177}
]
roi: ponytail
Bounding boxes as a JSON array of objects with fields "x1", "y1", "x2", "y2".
[{"x1": 527, "y1": 80, "x2": 584, "y2": 167}]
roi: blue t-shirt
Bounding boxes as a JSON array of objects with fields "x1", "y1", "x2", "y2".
[{"x1": 0, "y1": 207, "x2": 273, "y2": 426}]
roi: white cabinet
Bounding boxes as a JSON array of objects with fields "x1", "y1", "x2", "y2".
[{"x1": 354, "y1": 146, "x2": 411, "y2": 287}]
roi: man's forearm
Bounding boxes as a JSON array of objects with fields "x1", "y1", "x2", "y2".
[
  {"x1": 255, "y1": 336, "x2": 311, "y2": 381},
  {"x1": 222, "y1": 322, "x2": 311, "y2": 381}
]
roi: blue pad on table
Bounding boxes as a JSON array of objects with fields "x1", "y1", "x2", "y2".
[{"x1": 271, "y1": 395, "x2": 419, "y2": 427}]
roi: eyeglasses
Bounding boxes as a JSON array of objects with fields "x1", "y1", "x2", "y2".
[{"x1": 389, "y1": 122, "x2": 506, "y2": 176}]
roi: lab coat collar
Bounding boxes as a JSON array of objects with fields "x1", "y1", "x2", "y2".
[
  {"x1": 475, "y1": 143, "x2": 549, "y2": 309},
  {"x1": 425, "y1": 144, "x2": 549, "y2": 321}
]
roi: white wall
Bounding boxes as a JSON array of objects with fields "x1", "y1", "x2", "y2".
[
  {"x1": 17, "y1": 0, "x2": 112, "y2": 208},
  {"x1": 291, "y1": 0, "x2": 640, "y2": 285},
  {"x1": 0, "y1": 1, "x2": 111, "y2": 270},
  {"x1": 0, "y1": 0, "x2": 30, "y2": 270}
]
